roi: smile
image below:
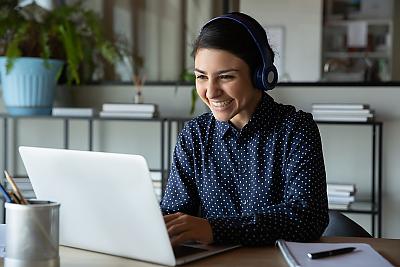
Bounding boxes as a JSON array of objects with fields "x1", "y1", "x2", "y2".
[{"x1": 210, "y1": 99, "x2": 233, "y2": 108}]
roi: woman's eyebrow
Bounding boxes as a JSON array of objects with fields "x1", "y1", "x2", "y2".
[
  {"x1": 194, "y1": 68, "x2": 206, "y2": 74},
  {"x1": 194, "y1": 68, "x2": 239, "y2": 74},
  {"x1": 216, "y1": 69, "x2": 239, "y2": 74}
]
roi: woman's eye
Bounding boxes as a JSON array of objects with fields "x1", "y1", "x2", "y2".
[
  {"x1": 196, "y1": 75, "x2": 207, "y2": 80},
  {"x1": 219, "y1": 75, "x2": 234, "y2": 80}
]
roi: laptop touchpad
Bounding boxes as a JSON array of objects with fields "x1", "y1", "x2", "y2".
[{"x1": 173, "y1": 246, "x2": 208, "y2": 258}]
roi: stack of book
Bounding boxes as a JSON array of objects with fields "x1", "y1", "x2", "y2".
[
  {"x1": 150, "y1": 171, "x2": 162, "y2": 201},
  {"x1": 99, "y1": 103, "x2": 158, "y2": 118},
  {"x1": 5, "y1": 177, "x2": 36, "y2": 199},
  {"x1": 311, "y1": 103, "x2": 374, "y2": 122},
  {"x1": 327, "y1": 183, "x2": 356, "y2": 210}
]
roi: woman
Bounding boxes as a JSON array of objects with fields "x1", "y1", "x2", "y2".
[{"x1": 161, "y1": 12, "x2": 328, "y2": 246}]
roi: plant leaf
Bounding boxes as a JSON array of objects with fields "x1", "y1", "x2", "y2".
[
  {"x1": 58, "y1": 22, "x2": 81, "y2": 84},
  {"x1": 5, "y1": 23, "x2": 29, "y2": 73},
  {"x1": 190, "y1": 87, "x2": 198, "y2": 115}
]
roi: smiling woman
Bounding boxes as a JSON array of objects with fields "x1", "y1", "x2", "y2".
[{"x1": 160, "y1": 12, "x2": 329, "y2": 247}]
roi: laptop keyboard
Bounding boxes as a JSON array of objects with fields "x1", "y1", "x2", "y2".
[{"x1": 173, "y1": 245, "x2": 208, "y2": 258}]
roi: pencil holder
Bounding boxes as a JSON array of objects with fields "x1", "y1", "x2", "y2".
[{"x1": 4, "y1": 200, "x2": 60, "y2": 267}]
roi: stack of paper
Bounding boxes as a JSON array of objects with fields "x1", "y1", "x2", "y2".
[
  {"x1": 100, "y1": 103, "x2": 158, "y2": 118},
  {"x1": 276, "y1": 239, "x2": 394, "y2": 267},
  {"x1": 327, "y1": 183, "x2": 356, "y2": 210},
  {"x1": 312, "y1": 103, "x2": 373, "y2": 122}
]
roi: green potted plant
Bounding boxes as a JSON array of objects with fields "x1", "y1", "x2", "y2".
[{"x1": 0, "y1": 0, "x2": 120, "y2": 115}]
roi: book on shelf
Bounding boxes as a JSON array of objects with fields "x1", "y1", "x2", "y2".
[
  {"x1": 6, "y1": 177, "x2": 30, "y2": 183},
  {"x1": 327, "y1": 183, "x2": 356, "y2": 192},
  {"x1": 328, "y1": 203, "x2": 351, "y2": 210},
  {"x1": 312, "y1": 114, "x2": 373, "y2": 122},
  {"x1": 154, "y1": 187, "x2": 162, "y2": 201},
  {"x1": 6, "y1": 181, "x2": 33, "y2": 191},
  {"x1": 3, "y1": 176, "x2": 36, "y2": 199},
  {"x1": 52, "y1": 107, "x2": 96, "y2": 117},
  {"x1": 150, "y1": 171, "x2": 162, "y2": 201},
  {"x1": 21, "y1": 190, "x2": 36, "y2": 199},
  {"x1": 312, "y1": 103, "x2": 370, "y2": 110},
  {"x1": 328, "y1": 195, "x2": 355, "y2": 204},
  {"x1": 152, "y1": 180, "x2": 162, "y2": 188},
  {"x1": 312, "y1": 109, "x2": 372, "y2": 115},
  {"x1": 312, "y1": 102, "x2": 373, "y2": 122},
  {"x1": 102, "y1": 103, "x2": 158, "y2": 113},
  {"x1": 327, "y1": 189, "x2": 354, "y2": 197},
  {"x1": 150, "y1": 171, "x2": 162, "y2": 182},
  {"x1": 99, "y1": 111, "x2": 156, "y2": 119}
]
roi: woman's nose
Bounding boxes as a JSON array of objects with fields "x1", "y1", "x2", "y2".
[{"x1": 206, "y1": 79, "x2": 221, "y2": 99}]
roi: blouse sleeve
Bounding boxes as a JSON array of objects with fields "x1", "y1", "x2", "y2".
[{"x1": 160, "y1": 126, "x2": 200, "y2": 216}]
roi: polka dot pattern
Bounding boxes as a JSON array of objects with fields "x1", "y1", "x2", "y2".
[{"x1": 161, "y1": 92, "x2": 329, "y2": 245}]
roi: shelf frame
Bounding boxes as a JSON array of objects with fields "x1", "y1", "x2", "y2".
[
  {"x1": 317, "y1": 120, "x2": 383, "y2": 237},
  {"x1": 0, "y1": 115, "x2": 383, "y2": 237}
]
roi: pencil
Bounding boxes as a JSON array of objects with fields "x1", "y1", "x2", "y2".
[
  {"x1": 9, "y1": 191, "x2": 20, "y2": 204},
  {"x1": 4, "y1": 171, "x2": 28, "y2": 205}
]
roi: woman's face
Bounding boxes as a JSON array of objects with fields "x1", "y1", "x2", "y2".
[{"x1": 194, "y1": 48, "x2": 262, "y2": 129}]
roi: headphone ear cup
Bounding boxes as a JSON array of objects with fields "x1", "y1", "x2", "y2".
[
  {"x1": 262, "y1": 65, "x2": 278, "y2": 91},
  {"x1": 253, "y1": 65, "x2": 278, "y2": 91}
]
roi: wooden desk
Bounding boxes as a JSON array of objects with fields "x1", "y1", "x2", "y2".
[{"x1": 0, "y1": 237, "x2": 399, "y2": 266}]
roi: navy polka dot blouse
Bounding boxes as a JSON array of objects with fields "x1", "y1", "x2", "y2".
[{"x1": 161, "y1": 92, "x2": 329, "y2": 246}]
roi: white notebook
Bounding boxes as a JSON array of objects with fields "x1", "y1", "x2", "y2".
[{"x1": 276, "y1": 240, "x2": 393, "y2": 267}]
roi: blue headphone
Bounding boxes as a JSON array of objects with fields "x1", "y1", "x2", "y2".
[{"x1": 201, "y1": 12, "x2": 278, "y2": 91}]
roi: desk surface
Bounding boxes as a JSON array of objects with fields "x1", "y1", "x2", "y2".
[{"x1": 0, "y1": 237, "x2": 399, "y2": 266}]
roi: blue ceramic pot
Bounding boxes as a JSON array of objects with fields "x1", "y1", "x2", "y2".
[{"x1": 0, "y1": 57, "x2": 64, "y2": 115}]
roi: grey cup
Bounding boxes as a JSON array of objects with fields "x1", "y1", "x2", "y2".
[{"x1": 5, "y1": 200, "x2": 60, "y2": 267}]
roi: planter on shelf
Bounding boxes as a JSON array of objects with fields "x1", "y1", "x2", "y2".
[{"x1": 0, "y1": 57, "x2": 64, "y2": 116}]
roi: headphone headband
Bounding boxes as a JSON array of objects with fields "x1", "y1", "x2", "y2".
[{"x1": 201, "y1": 12, "x2": 278, "y2": 90}]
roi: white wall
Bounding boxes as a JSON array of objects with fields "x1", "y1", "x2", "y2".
[
  {"x1": 240, "y1": 0, "x2": 323, "y2": 82},
  {"x1": 1, "y1": 84, "x2": 399, "y2": 238}
]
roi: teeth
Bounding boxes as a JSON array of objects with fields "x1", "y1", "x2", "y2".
[{"x1": 211, "y1": 99, "x2": 233, "y2": 108}]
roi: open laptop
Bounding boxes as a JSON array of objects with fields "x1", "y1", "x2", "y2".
[{"x1": 18, "y1": 146, "x2": 240, "y2": 266}]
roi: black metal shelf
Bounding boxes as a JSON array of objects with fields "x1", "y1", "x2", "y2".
[
  {"x1": 316, "y1": 120, "x2": 382, "y2": 126},
  {"x1": 0, "y1": 115, "x2": 383, "y2": 237},
  {"x1": 318, "y1": 121, "x2": 383, "y2": 237}
]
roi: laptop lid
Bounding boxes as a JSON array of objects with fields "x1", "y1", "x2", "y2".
[{"x1": 19, "y1": 146, "x2": 176, "y2": 266}]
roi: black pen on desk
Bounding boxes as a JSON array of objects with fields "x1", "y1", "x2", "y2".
[{"x1": 308, "y1": 247, "x2": 356, "y2": 259}]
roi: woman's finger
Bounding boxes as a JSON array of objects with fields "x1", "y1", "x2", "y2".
[
  {"x1": 167, "y1": 221, "x2": 189, "y2": 237},
  {"x1": 171, "y1": 231, "x2": 193, "y2": 247},
  {"x1": 163, "y1": 212, "x2": 182, "y2": 223},
  {"x1": 165, "y1": 213, "x2": 188, "y2": 228}
]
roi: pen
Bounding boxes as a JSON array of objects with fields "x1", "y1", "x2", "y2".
[
  {"x1": 4, "y1": 170, "x2": 28, "y2": 205},
  {"x1": 0, "y1": 182, "x2": 12, "y2": 203},
  {"x1": 307, "y1": 247, "x2": 356, "y2": 259},
  {"x1": 9, "y1": 191, "x2": 20, "y2": 204}
]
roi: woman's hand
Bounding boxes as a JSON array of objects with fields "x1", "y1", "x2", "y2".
[{"x1": 164, "y1": 212, "x2": 213, "y2": 247}]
